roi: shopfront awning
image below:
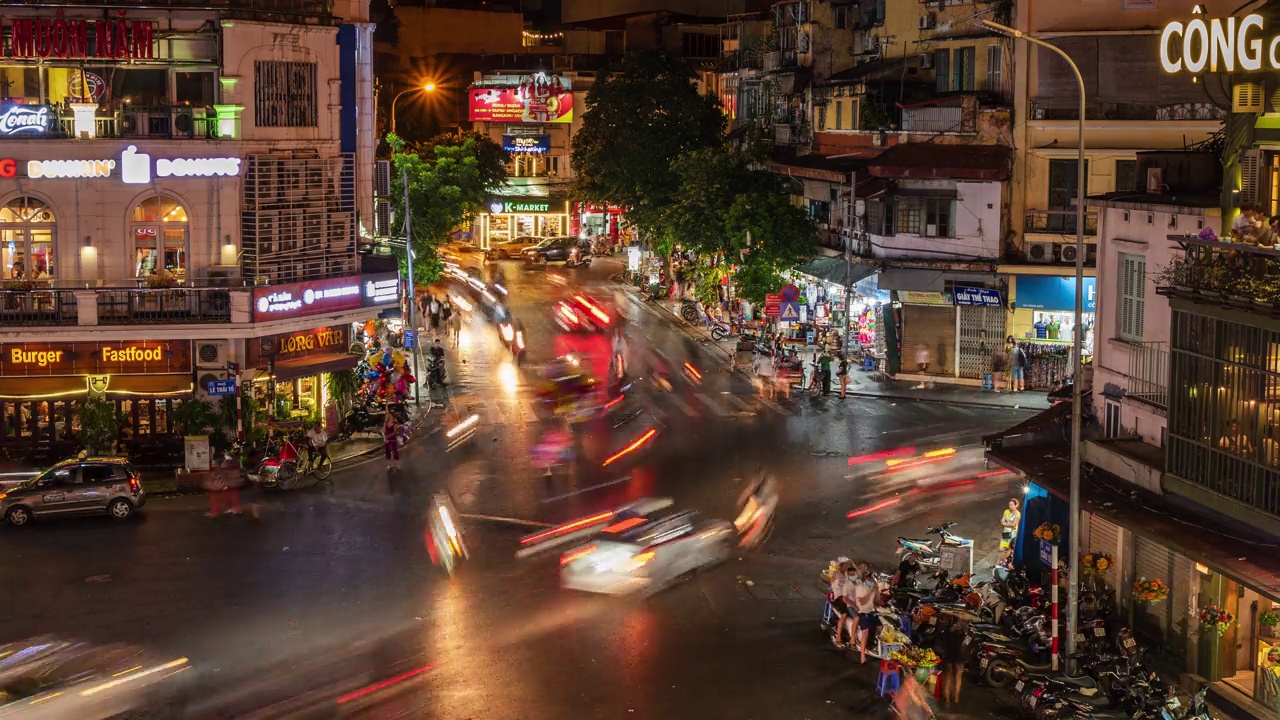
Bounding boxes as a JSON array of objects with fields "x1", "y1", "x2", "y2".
[
  {"x1": 988, "y1": 439, "x2": 1280, "y2": 602},
  {"x1": 272, "y1": 353, "x2": 360, "y2": 382},
  {"x1": 793, "y1": 256, "x2": 877, "y2": 287},
  {"x1": 105, "y1": 375, "x2": 192, "y2": 398},
  {"x1": 878, "y1": 268, "x2": 998, "y2": 292}
]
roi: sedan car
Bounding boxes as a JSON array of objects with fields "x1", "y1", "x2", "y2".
[
  {"x1": 485, "y1": 236, "x2": 542, "y2": 259},
  {"x1": 0, "y1": 457, "x2": 145, "y2": 527},
  {"x1": 0, "y1": 637, "x2": 188, "y2": 719},
  {"x1": 560, "y1": 510, "x2": 734, "y2": 596},
  {"x1": 522, "y1": 236, "x2": 591, "y2": 266}
]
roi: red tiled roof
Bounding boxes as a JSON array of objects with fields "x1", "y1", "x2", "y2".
[{"x1": 868, "y1": 143, "x2": 1011, "y2": 181}]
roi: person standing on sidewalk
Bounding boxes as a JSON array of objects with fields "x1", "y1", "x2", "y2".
[
  {"x1": 999, "y1": 497, "x2": 1022, "y2": 567},
  {"x1": 1008, "y1": 340, "x2": 1027, "y2": 393},
  {"x1": 428, "y1": 295, "x2": 441, "y2": 331},
  {"x1": 447, "y1": 304, "x2": 463, "y2": 347},
  {"x1": 837, "y1": 354, "x2": 850, "y2": 398}
]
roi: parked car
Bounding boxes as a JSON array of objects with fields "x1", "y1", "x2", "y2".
[
  {"x1": 522, "y1": 236, "x2": 591, "y2": 267},
  {"x1": 486, "y1": 236, "x2": 542, "y2": 259},
  {"x1": 0, "y1": 457, "x2": 145, "y2": 527}
]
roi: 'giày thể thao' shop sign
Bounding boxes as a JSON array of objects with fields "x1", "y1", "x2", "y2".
[
  {"x1": 1160, "y1": 5, "x2": 1280, "y2": 74},
  {"x1": 0, "y1": 14, "x2": 155, "y2": 60}
]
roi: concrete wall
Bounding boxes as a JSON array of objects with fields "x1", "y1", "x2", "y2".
[
  {"x1": 870, "y1": 180, "x2": 1002, "y2": 260},
  {"x1": 392, "y1": 7, "x2": 525, "y2": 57},
  {"x1": 562, "y1": 0, "x2": 747, "y2": 24}
]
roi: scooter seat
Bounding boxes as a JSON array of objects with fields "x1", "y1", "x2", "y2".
[{"x1": 1022, "y1": 671, "x2": 1098, "y2": 690}]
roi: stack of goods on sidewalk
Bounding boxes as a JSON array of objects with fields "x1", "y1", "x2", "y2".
[{"x1": 814, "y1": 520, "x2": 1214, "y2": 720}]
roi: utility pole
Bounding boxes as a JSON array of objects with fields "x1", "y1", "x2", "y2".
[
  {"x1": 403, "y1": 169, "x2": 422, "y2": 405},
  {"x1": 843, "y1": 171, "x2": 857, "y2": 358}
]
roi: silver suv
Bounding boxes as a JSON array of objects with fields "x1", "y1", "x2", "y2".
[{"x1": 0, "y1": 457, "x2": 145, "y2": 527}]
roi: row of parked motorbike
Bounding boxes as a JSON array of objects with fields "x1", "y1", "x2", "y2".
[{"x1": 821, "y1": 521, "x2": 1212, "y2": 720}]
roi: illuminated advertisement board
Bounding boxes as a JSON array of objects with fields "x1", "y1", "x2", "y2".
[{"x1": 470, "y1": 73, "x2": 573, "y2": 124}]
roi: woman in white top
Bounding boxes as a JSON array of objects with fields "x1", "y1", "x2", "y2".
[{"x1": 850, "y1": 564, "x2": 882, "y2": 664}]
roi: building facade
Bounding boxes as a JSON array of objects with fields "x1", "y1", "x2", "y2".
[{"x1": 0, "y1": 0, "x2": 394, "y2": 464}]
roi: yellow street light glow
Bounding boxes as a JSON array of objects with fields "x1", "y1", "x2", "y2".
[{"x1": 424, "y1": 83, "x2": 437, "y2": 92}]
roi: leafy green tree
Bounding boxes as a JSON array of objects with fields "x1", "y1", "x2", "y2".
[
  {"x1": 170, "y1": 399, "x2": 218, "y2": 436},
  {"x1": 658, "y1": 147, "x2": 816, "y2": 304},
  {"x1": 388, "y1": 131, "x2": 509, "y2": 286},
  {"x1": 75, "y1": 398, "x2": 123, "y2": 455},
  {"x1": 571, "y1": 51, "x2": 726, "y2": 235}
]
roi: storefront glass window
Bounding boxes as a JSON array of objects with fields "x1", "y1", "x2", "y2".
[
  {"x1": 537, "y1": 216, "x2": 563, "y2": 236},
  {"x1": 489, "y1": 215, "x2": 511, "y2": 241},
  {"x1": 175, "y1": 71, "x2": 216, "y2": 106},
  {"x1": 0, "y1": 197, "x2": 56, "y2": 281},
  {"x1": 515, "y1": 215, "x2": 537, "y2": 236},
  {"x1": 132, "y1": 197, "x2": 188, "y2": 278}
]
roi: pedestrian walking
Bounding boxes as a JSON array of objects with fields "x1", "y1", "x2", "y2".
[
  {"x1": 429, "y1": 295, "x2": 441, "y2": 331},
  {"x1": 999, "y1": 497, "x2": 1022, "y2": 567},
  {"x1": 383, "y1": 411, "x2": 401, "y2": 470},
  {"x1": 837, "y1": 354, "x2": 850, "y2": 398},
  {"x1": 893, "y1": 668, "x2": 937, "y2": 720},
  {"x1": 1008, "y1": 338, "x2": 1028, "y2": 393},
  {"x1": 417, "y1": 293, "x2": 430, "y2": 330},
  {"x1": 204, "y1": 463, "x2": 242, "y2": 517},
  {"x1": 448, "y1": 305, "x2": 463, "y2": 347},
  {"x1": 939, "y1": 619, "x2": 967, "y2": 706},
  {"x1": 753, "y1": 352, "x2": 775, "y2": 399}
]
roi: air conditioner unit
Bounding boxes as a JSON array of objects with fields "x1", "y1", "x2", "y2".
[
  {"x1": 920, "y1": 53, "x2": 933, "y2": 69},
  {"x1": 863, "y1": 35, "x2": 879, "y2": 52},
  {"x1": 1026, "y1": 241, "x2": 1054, "y2": 263},
  {"x1": 375, "y1": 160, "x2": 391, "y2": 198},
  {"x1": 1059, "y1": 243, "x2": 1080, "y2": 264},
  {"x1": 375, "y1": 199, "x2": 392, "y2": 237},
  {"x1": 196, "y1": 340, "x2": 231, "y2": 370}
]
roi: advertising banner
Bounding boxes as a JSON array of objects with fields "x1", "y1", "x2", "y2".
[
  {"x1": 470, "y1": 74, "x2": 573, "y2": 124},
  {"x1": 247, "y1": 325, "x2": 350, "y2": 366},
  {"x1": 952, "y1": 286, "x2": 1002, "y2": 307},
  {"x1": 502, "y1": 135, "x2": 551, "y2": 154}
]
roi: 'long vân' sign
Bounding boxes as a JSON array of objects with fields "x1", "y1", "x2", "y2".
[{"x1": 1160, "y1": 5, "x2": 1275, "y2": 74}]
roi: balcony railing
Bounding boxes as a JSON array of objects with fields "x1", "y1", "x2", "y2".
[
  {"x1": 0, "y1": 286, "x2": 242, "y2": 327},
  {"x1": 0, "y1": 290, "x2": 78, "y2": 326},
  {"x1": 48, "y1": 105, "x2": 218, "y2": 140},
  {"x1": 1156, "y1": 234, "x2": 1280, "y2": 313},
  {"x1": 1029, "y1": 99, "x2": 1226, "y2": 122},
  {"x1": 96, "y1": 288, "x2": 233, "y2": 324},
  {"x1": 3, "y1": 0, "x2": 335, "y2": 15},
  {"x1": 763, "y1": 50, "x2": 797, "y2": 72},
  {"x1": 1126, "y1": 340, "x2": 1168, "y2": 409},
  {"x1": 1025, "y1": 209, "x2": 1098, "y2": 236}
]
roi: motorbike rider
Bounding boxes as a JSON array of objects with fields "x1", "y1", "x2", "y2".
[
  {"x1": 734, "y1": 474, "x2": 778, "y2": 549},
  {"x1": 892, "y1": 552, "x2": 923, "y2": 590},
  {"x1": 305, "y1": 422, "x2": 329, "y2": 467}
]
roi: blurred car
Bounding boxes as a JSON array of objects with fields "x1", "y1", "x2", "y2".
[
  {"x1": 0, "y1": 457, "x2": 145, "y2": 527},
  {"x1": 521, "y1": 236, "x2": 591, "y2": 266},
  {"x1": 552, "y1": 293, "x2": 614, "y2": 333},
  {"x1": 486, "y1": 236, "x2": 542, "y2": 259},
  {"x1": 0, "y1": 637, "x2": 188, "y2": 719},
  {"x1": 560, "y1": 510, "x2": 734, "y2": 596}
]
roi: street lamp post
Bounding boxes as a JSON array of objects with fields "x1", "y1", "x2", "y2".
[
  {"x1": 981, "y1": 18, "x2": 1086, "y2": 672},
  {"x1": 389, "y1": 83, "x2": 437, "y2": 136}
]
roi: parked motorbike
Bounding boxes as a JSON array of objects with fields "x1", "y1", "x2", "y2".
[
  {"x1": 428, "y1": 356, "x2": 448, "y2": 389},
  {"x1": 896, "y1": 521, "x2": 971, "y2": 566}
]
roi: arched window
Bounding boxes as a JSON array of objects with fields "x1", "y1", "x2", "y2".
[
  {"x1": 0, "y1": 197, "x2": 56, "y2": 280},
  {"x1": 131, "y1": 197, "x2": 188, "y2": 279}
]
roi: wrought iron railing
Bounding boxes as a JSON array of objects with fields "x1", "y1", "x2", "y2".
[
  {"x1": 0, "y1": 290, "x2": 78, "y2": 326},
  {"x1": 763, "y1": 50, "x2": 797, "y2": 72},
  {"x1": 95, "y1": 288, "x2": 232, "y2": 324},
  {"x1": 1156, "y1": 234, "x2": 1280, "y2": 312},
  {"x1": 1126, "y1": 340, "x2": 1168, "y2": 409},
  {"x1": 1025, "y1": 209, "x2": 1099, "y2": 236}
]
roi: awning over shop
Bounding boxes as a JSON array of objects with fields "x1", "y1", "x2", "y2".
[
  {"x1": 105, "y1": 374, "x2": 192, "y2": 398},
  {"x1": 793, "y1": 256, "x2": 877, "y2": 287},
  {"x1": 988, "y1": 439, "x2": 1280, "y2": 601},
  {"x1": 271, "y1": 353, "x2": 360, "y2": 382},
  {"x1": 0, "y1": 377, "x2": 86, "y2": 399},
  {"x1": 770, "y1": 150, "x2": 874, "y2": 183}
]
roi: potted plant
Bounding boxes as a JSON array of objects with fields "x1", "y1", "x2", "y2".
[
  {"x1": 144, "y1": 269, "x2": 180, "y2": 289},
  {"x1": 1033, "y1": 522, "x2": 1062, "y2": 544},
  {"x1": 1260, "y1": 608, "x2": 1279, "y2": 638},
  {"x1": 74, "y1": 397, "x2": 124, "y2": 455}
]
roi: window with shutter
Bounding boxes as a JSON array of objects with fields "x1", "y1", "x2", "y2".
[
  {"x1": 985, "y1": 44, "x2": 1003, "y2": 94},
  {"x1": 953, "y1": 47, "x2": 975, "y2": 92},
  {"x1": 935, "y1": 50, "x2": 950, "y2": 92},
  {"x1": 1120, "y1": 253, "x2": 1146, "y2": 341},
  {"x1": 835, "y1": 100, "x2": 844, "y2": 130}
]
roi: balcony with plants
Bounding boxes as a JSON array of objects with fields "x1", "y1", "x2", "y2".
[{"x1": 1155, "y1": 234, "x2": 1280, "y2": 315}]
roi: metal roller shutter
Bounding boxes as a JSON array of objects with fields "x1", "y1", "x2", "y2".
[
  {"x1": 1087, "y1": 514, "x2": 1121, "y2": 588},
  {"x1": 1168, "y1": 554, "x2": 1194, "y2": 662},
  {"x1": 901, "y1": 304, "x2": 956, "y2": 376},
  {"x1": 1135, "y1": 536, "x2": 1175, "y2": 637},
  {"x1": 957, "y1": 305, "x2": 1007, "y2": 379}
]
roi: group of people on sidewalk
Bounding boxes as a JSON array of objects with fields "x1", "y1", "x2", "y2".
[
  {"x1": 748, "y1": 340, "x2": 852, "y2": 400},
  {"x1": 418, "y1": 292, "x2": 463, "y2": 347}
]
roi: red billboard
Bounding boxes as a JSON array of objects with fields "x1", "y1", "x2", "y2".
[{"x1": 469, "y1": 87, "x2": 573, "y2": 124}]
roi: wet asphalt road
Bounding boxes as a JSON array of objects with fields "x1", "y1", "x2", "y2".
[{"x1": 0, "y1": 257, "x2": 1036, "y2": 719}]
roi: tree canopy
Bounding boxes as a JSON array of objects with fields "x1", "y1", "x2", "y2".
[
  {"x1": 389, "y1": 131, "x2": 508, "y2": 285},
  {"x1": 571, "y1": 51, "x2": 726, "y2": 235}
]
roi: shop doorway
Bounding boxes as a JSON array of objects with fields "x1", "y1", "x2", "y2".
[{"x1": 1223, "y1": 580, "x2": 1280, "y2": 705}]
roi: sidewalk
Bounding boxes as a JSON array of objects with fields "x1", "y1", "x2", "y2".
[{"x1": 642, "y1": 296, "x2": 1051, "y2": 411}]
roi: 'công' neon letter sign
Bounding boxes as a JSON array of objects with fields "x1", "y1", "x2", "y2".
[{"x1": 1160, "y1": 6, "x2": 1267, "y2": 74}]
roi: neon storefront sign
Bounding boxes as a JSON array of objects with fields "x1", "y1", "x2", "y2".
[
  {"x1": 4, "y1": 146, "x2": 242, "y2": 182},
  {"x1": 0, "y1": 106, "x2": 49, "y2": 136},
  {"x1": 1159, "y1": 6, "x2": 1271, "y2": 73}
]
